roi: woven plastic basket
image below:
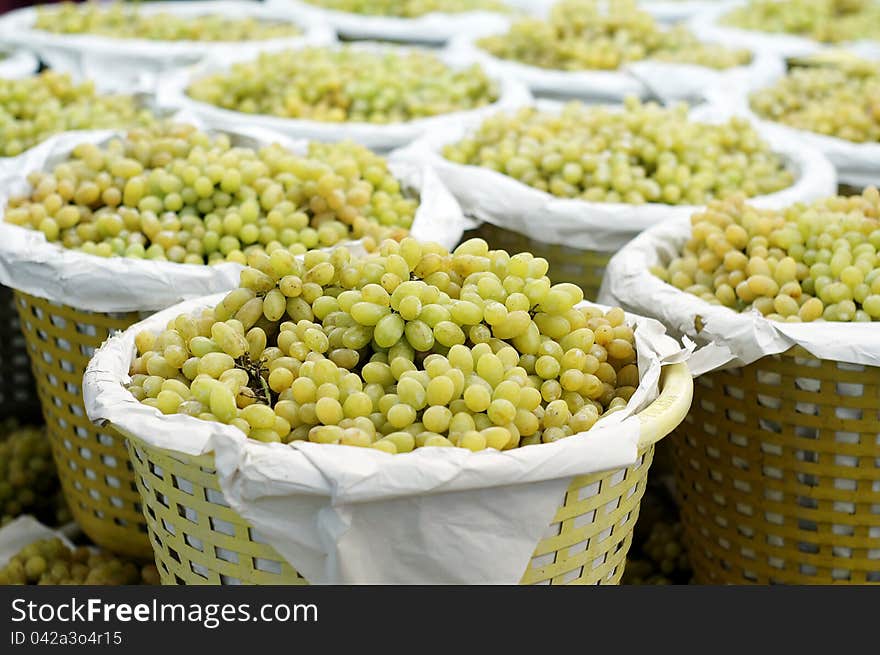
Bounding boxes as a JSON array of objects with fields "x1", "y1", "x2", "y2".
[
  {"x1": 674, "y1": 346, "x2": 880, "y2": 584},
  {"x1": 464, "y1": 223, "x2": 612, "y2": 302},
  {"x1": 117, "y1": 363, "x2": 692, "y2": 585},
  {"x1": 0, "y1": 286, "x2": 41, "y2": 423},
  {"x1": 13, "y1": 291, "x2": 153, "y2": 558}
]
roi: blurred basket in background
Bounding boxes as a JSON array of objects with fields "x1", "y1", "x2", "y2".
[
  {"x1": 14, "y1": 291, "x2": 152, "y2": 558},
  {"x1": 465, "y1": 223, "x2": 611, "y2": 302},
  {"x1": 675, "y1": 347, "x2": 880, "y2": 584},
  {"x1": 0, "y1": 286, "x2": 41, "y2": 423},
  {"x1": 119, "y1": 363, "x2": 692, "y2": 585}
]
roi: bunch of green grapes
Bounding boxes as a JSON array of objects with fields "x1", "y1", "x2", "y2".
[
  {"x1": 5, "y1": 123, "x2": 417, "y2": 263},
  {"x1": 0, "y1": 71, "x2": 154, "y2": 157},
  {"x1": 127, "y1": 237, "x2": 640, "y2": 452},
  {"x1": 300, "y1": 0, "x2": 508, "y2": 17},
  {"x1": 477, "y1": 0, "x2": 751, "y2": 71},
  {"x1": 622, "y1": 521, "x2": 691, "y2": 585},
  {"x1": 750, "y1": 60, "x2": 880, "y2": 143},
  {"x1": 0, "y1": 421, "x2": 65, "y2": 527},
  {"x1": 0, "y1": 538, "x2": 160, "y2": 585},
  {"x1": 442, "y1": 99, "x2": 793, "y2": 205},
  {"x1": 186, "y1": 47, "x2": 499, "y2": 124},
  {"x1": 651, "y1": 187, "x2": 880, "y2": 322},
  {"x1": 34, "y1": 1, "x2": 301, "y2": 41},
  {"x1": 723, "y1": 0, "x2": 880, "y2": 43}
]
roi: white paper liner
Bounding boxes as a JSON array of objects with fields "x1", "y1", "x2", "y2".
[
  {"x1": 390, "y1": 99, "x2": 837, "y2": 253},
  {"x1": 704, "y1": 70, "x2": 880, "y2": 188},
  {"x1": 83, "y1": 293, "x2": 688, "y2": 584},
  {"x1": 0, "y1": 119, "x2": 466, "y2": 313},
  {"x1": 0, "y1": 517, "x2": 76, "y2": 569},
  {"x1": 449, "y1": 19, "x2": 785, "y2": 104},
  {"x1": 0, "y1": 2, "x2": 336, "y2": 94},
  {"x1": 599, "y1": 214, "x2": 880, "y2": 375},
  {"x1": 265, "y1": 0, "x2": 515, "y2": 43},
  {"x1": 0, "y1": 48, "x2": 39, "y2": 79},
  {"x1": 639, "y1": 1, "x2": 723, "y2": 24},
  {"x1": 689, "y1": 0, "x2": 880, "y2": 60},
  {"x1": 156, "y1": 41, "x2": 533, "y2": 153}
]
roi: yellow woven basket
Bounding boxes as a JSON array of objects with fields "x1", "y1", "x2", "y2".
[
  {"x1": 675, "y1": 347, "x2": 880, "y2": 584},
  {"x1": 0, "y1": 286, "x2": 41, "y2": 422},
  {"x1": 464, "y1": 223, "x2": 612, "y2": 302},
  {"x1": 118, "y1": 363, "x2": 692, "y2": 585},
  {"x1": 13, "y1": 291, "x2": 153, "y2": 558}
]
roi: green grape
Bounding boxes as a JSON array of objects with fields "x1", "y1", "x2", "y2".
[
  {"x1": 35, "y1": 1, "x2": 301, "y2": 41},
  {"x1": 126, "y1": 237, "x2": 640, "y2": 452},
  {"x1": 0, "y1": 421, "x2": 66, "y2": 527},
  {"x1": 653, "y1": 187, "x2": 880, "y2": 322},
  {"x1": 300, "y1": 0, "x2": 508, "y2": 17},
  {"x1": 723, "y1": 0, "x2": 880, "y2": 44},
  {"x1": 750, "y1": 58, "x2": 880, "y2": 144},
  {"x1": 186, "y1": 47, "x2": 499, "y2": 124},
  {"x1": 0, "y1": 71, "x2": 153, "y2": 157},
  {"x1": 478, "y1": 0, "x2": 751, "y2": 72},
  {"x1": 442, "y1": 98, "x2": 794, "y2": 206},
  {"x1": 5, "y1": 123, "x2": 418, "y2": 261},
  {"x1": 0, "y1": 537, "x2": 159, "y2": 585}
]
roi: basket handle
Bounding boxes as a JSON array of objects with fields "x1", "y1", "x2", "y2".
[{"x1": 636, "y1": 362, "x2": 693, "y2": 450}]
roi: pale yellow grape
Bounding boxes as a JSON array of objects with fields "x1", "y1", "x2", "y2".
[
  {"x1": 35, "y1": 2, "x2": 301, "y2": 41},
  {"x1": 0, "y1": 71, "x2": 153, "y2": 157},
  {"x1": 478, "y1": 0, "x2": 751, "y2": 72},
  {"x1": 653, "y1": 188, "x2": 880, "y2": 322},
  {"x1": 749, "y1": 60, "x2": 880, "y2": 144},
  {"x1": 187, "y1": 47, "x2": 499, "y2": 125},
  {"x1": 300, "y1": 0, "x2": 508, "y2": 17},
  {"x1": 127, "y1": 237, "x2": 640, "y2": 451},
  {"x1": 723, "y1": 0, "x2": 880, "y2": 44},
  {"x1": 443, "y1": 99, "x2": 793, "y2": 206},
  {"x1": 5, "y1": 123, "x2": 417, "y2": 261}
]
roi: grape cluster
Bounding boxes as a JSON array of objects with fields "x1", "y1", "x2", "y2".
[
  {"x1": 442, "y1": 99, "x2": 794, "y2": 205},
  {"x1": 0, "y1": 538, "x2": 160, "y2": 585},
  {"x1": 5, "y1": 123, "x2": 417, "y2": 262},
  {"x1": 477, "y1": 0, "x2": 751, "y2": 71},
  {"x1": 723, "y1": 0, "x2": 880, "y2": 43},
  {"x1": 0, "y1": 421, "x2": 69, "y2": 528},
  {"x1": 300, "y1": 0, "x2": 508, "y2": 17},
  {"x1": 750, "y1": 60, "x2": 880, "y2": 143},
  {"x1": 34, "y1": 1, "x2": 301, "y2": 41},
  {"x1": 127, "y1": 238, "x2": 640, "y2": 452},
  {"x1": 186, "y1": 47, "x2": 499, "y2": 124},
  {"x1": 652, "y1": 187, "x2": 880, "y2": 322},
  {"x1": 0, "y1": 71, "x2": 153, "y2": 157},
  {"x1": 623, "y1": 521, "x2": 691, "y2": 585}
]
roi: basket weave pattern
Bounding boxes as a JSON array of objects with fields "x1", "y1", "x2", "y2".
[
  {"x1": 464, "y1": 224, "x2": 611, "y2": 302},
  {"x1": 675, "y1": 348, "x2": 880, "y2": 584},
  {"x1": 14, "y1": 291, "x2": 153, "y2": 558},
  {"x1": 127, "y1": 434, "x2": 655, "y2": 585},
  {"x1": 0, "y1": 286, "x2": 40, "y2": 422}
]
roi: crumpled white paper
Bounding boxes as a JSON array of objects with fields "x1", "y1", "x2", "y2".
[
  {"x1": 449, "y1": 21, "x2": 785, "y2": 104},
  {"x1": 0, "y1": 2, "x2": 335, "y2": 94},
  {"x1": 391, "y1": 99, "x2": 837, "y2": 253},
  {"x1": 704, "y1": 71, "x2": 880, "y2": 188},
  {"x1": 0, "y1": 119, "x2": 466, "y2": 313},
  {"x1": 0, "y1": 517, "x2": 76, "y2": 569},
  {"x1": 156, "y1": 41, "x2": 533, "y2": 153},
  {"x1": 0, "y1": 48, "x2": 38, "y2": 79},
  {"x1": 83, "y1": 292, "x2": 689, "y2": 584},
  {"x1": 598, "y1": 214, "x2": 880, "y2": 376},
  {"x1": 689, "y1": 0, "x2": 880, "y2": 59},
  {"x1": 265, "y1": 0, "x2": 515, "y2": 44}
]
